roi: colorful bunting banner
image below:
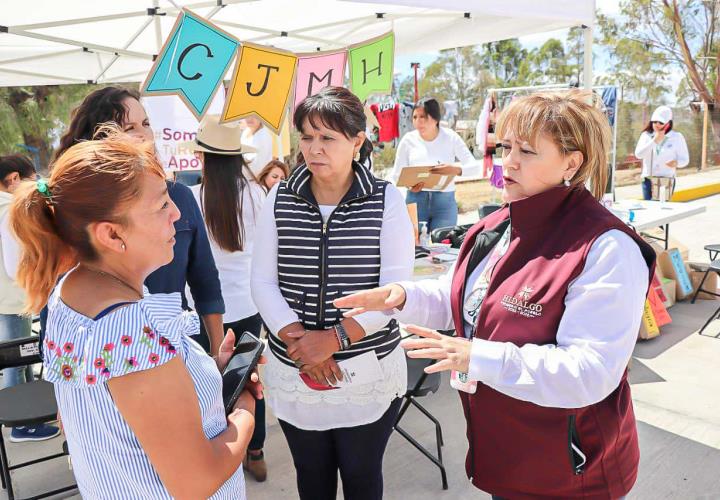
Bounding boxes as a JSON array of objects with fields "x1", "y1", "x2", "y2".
[
  {"x1": 347, "y1": 32, "x2": 394, "y2": 102},
  {"x1": 222, "y1": 43, "x2": 298, "y2": 134},
  {"x1": 141, "y1": 9, "x2": 237, "y2": 119},
  {"x1": 293, "y1": 50, "x2": 347, "y2": 110}
]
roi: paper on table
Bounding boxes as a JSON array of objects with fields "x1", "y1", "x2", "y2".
[{"x1": 333, "y1": 351, "x2": 384, "y2": 388}]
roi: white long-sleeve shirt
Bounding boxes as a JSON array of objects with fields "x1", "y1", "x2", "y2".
[
  {"x1": 190, "y1": 176, "x2": 265, "y2": 322},
  {"x1": 251, "y1": 182, "x2": 415, "y2": 430},
  {"x1": 634, "y1": 130, "x2": 689, "y2": 178},
  {"x1": 394, "y1": 229, "x2": 648, "y2": 409},
  {"x1": 391, "y1": 127, "x2": 480, "y2": 192}
]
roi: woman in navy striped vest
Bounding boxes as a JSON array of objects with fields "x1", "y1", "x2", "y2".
[{"x1": 251, "y1": 86, "x2": 415, "y2": 500}]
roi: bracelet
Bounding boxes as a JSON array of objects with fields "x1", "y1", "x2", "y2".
[{"x1": 334, "y1": 323, "x2": 351, "y2": 351}]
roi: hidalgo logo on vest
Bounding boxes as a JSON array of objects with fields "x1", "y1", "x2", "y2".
[{"x1": 501, "y1": 285, "x2": 543, "y2": 318}]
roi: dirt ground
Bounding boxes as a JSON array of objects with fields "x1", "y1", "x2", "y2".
[{"x1": 455, "y1": 163, "x2": 720, "y2": 214}]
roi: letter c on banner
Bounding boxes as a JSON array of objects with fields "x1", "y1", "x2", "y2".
[{"x1": 178, "y1": 43, "x2": 214, "y2": 81}]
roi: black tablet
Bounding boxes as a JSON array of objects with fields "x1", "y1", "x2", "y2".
[{"x1": 222, "y1": 331, "x2": 263, "y2": 415}]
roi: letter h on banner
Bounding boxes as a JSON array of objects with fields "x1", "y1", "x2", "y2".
[{"x1": 348, "y1": 32, "x2": 394, "y2": 102}]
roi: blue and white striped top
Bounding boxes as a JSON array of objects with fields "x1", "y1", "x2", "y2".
[{"x1": 43, "y1": 278, "x2": 245, "y2": 499}]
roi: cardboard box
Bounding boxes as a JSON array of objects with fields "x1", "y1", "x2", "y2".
[
  {"x1": 645, "y1": 238, "x2": 689, "y2": 262},
  {"x1": 660, "y1": 278, "x2": 676, "y2": 308},
  {"x1": 689, "y1": 270, "x2": 719, "y2": 301},
  {"x1": 655, "y1": 248, "x2": 694, "y2": 300}
]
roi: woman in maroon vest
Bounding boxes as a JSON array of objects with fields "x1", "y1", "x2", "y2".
[{"x1": 336, "y1": 91, "x2": 656, "y2": 500}]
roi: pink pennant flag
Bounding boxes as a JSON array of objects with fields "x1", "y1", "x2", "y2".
[{"x1": 293, "y1": 50, "x2": 347, "y2": 110}]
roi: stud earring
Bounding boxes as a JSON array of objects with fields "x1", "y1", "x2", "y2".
[
  {"x1": 563, "y1": 178, "x2": 571, "y2": 187},
  {"x1": 121, "y1": 243, "x2": 126, "y2": 251}
]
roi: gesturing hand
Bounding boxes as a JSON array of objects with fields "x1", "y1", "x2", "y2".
[
  {"x1": 410, "y1": 182, "x2": 425, "y2": 193},
  {"x1": 430, "y1": 164, "x2": 462, "y2": 176},
  {"x1": 401, "y1": 325, "x2": 472, "y2": 374},
  {"x1": 333, "y1": 284, "x2": 407, "y2": 317}
]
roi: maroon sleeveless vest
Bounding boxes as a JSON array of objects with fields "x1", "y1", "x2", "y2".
[{"x1": 450, "y1": 186, "x2": 655, "y2": 499}]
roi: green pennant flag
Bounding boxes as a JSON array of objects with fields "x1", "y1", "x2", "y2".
[{"x1": 348, "y1": 32, "x2": 394, "y2": 102}]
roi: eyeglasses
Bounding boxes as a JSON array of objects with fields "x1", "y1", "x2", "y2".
[{"x1": 463, "y1": 285, "x2": 488, "y2": 323}]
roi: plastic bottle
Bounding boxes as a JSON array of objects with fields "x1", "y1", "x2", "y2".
[
  {"x1": 419, "y1": 222, "x2": 431, "y2": 246},
  {"x1": 659, "y1": 185, "x2": 667, "y2": 204}
]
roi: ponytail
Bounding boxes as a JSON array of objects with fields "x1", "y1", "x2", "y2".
[
  {"x1": 11, "y1": 181, "x2": 74, "y2": 314},
  {"x1": 358, "y1": 138, "x2": 374, "y2": 170}
]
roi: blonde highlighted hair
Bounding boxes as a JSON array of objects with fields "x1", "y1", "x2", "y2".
[
  {"x1": 11, "y1": 126, "x2": 165, "y2": 314},
  {"x1": 495, "y1": 90, "x2": 611, "y2": 200}
]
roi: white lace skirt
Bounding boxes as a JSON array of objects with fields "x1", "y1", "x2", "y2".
[{"x1": 264, "y1": 345, "x2": 407, "y2": 431}]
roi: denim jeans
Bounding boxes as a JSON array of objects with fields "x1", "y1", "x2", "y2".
[
  {"x1": 0, "y1": 313, "x2": 32, "y2": 390},
  {"x1": 406, "y1": 190, "x2": 459, "y2": 232}
]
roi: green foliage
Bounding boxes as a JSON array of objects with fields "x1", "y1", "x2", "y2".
[{"x1": 0, "y1": 84, "x2": 102, "y2": 171}]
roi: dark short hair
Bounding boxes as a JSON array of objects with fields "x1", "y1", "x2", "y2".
[
  {"x1": 0, "y1": 155, "x2": 36, "y2": 187},
  {"x1": 414, "y1": 97, "x2": 442, "y2": 126},
  {"x1": 293, "y1": 86, "x2": 372, "y2": 166}
]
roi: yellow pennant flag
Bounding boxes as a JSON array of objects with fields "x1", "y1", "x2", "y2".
[{"x1": 222, "y1": 43, "x2": 298, "y2": 134}]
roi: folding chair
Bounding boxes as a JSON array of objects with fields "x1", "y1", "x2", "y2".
[
  {"x1": 394, "y1": 356, "x2": 448, "y2": 490},
  {"x1": 0, "y1": 336, "x2": 76, "y2": 500}
]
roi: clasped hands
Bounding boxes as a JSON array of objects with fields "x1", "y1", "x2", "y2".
[{"x1": 280, "y1": 326, "x2": 344, "y2": 386}]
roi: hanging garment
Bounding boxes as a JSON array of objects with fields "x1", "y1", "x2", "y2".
[
  {"x1": 371, "y1": 103, "x2": 400, "y2": 142},
  {"x1": 398, "y1": 102, "x2": 414, "y2": 139}
]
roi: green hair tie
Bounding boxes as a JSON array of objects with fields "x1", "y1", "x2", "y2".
[{"x1": 36, "y1": 179, "x2": 52, "y2": 198}]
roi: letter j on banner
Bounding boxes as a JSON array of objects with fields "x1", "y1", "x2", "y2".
[
  {"x1": 222, "y1": 43, "x2": 297, "y2": 134},
  {"x1": 348, "y1": 32, "x2": 394, "y2": 102},
  {"x1": 141, "y1": 9, "x2": 237, "y2": 119}
]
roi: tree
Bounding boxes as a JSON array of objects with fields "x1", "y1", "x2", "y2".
[
  {"x1": 479, "y1": 39, "x2": 531, "y2": 86},
  {"x1": 528, "y1": 39, "x2": 573, "y2": 85},
  {"x1": 417, "y1": 46, "x2": 487, "y2": 118},
  {"x1": 597, "y1": 12, "x2": 671, "y2": 106},
  {"x1": 0, "y1": 84, "x2": 97, "y2": 171}
]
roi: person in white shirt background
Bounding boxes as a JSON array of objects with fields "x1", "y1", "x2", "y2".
[
  {"x1": 634, "y1": 105, "x2": 689, "y2": 200},
  {"x1": 0, "y1": 155, "x2": 61, "y2": 442},
  {"x1": 242, "y1": 116, "x2": 274, "y2": 177},
  {"x1": 391, "y1": 97, "x2": 479, "y2": 231},
  {"x1": 183, "y1": 116, "x2": 270, "y2": 482}
]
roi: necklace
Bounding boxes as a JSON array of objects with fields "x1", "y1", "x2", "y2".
[{"x1": 80, "y1": 264, "x2": 144, "y2": 299}]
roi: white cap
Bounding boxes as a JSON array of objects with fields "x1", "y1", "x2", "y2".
[{"x1": 651, "y1": 106, "x2": 672, "y2": 124}]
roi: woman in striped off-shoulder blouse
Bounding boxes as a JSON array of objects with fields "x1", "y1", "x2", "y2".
[
  {"x1": 9, "y1": 129, "x2": 259, "y2": 499},
  {"x1": 251, "y1": 87, "x2": 415, "y2": 500}
]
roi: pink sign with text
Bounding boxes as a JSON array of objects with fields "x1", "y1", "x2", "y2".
[{"x1": 293, "y1": 50, "x2": 347, "y2": 110}]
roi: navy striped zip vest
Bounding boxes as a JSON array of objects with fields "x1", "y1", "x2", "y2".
[{"x1": 269, "y1": 161, "x2": 400, "y2": 367}]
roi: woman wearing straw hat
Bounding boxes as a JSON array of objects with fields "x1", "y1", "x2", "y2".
[
  {"x1": 634, "y1": 105, "x2": 689, "y2": 200},
  {"x1": 181, "y1": 116, "x2": 270, "y2": 482}
]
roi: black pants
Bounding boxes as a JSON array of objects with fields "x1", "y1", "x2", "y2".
[
  {"x1": 278, "y1": 398, "x2": 401, "y2": 500},
  {"x1": 194, "y1": 313, "x2": 266, "y2": 451}
]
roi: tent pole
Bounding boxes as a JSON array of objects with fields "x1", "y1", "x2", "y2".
[
  {"x1": 701, "y1": 100, "x2": 708, "y2": 171},
  {"x1": 583, "y1": 24, "x2": 593, "y2": 89}
]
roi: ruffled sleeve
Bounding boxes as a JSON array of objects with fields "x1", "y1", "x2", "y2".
[{"x1": 44, "y1": 293, "x2": 198, "y2": 387}]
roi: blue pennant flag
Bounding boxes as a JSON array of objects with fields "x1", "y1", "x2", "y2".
[{"x1": 142, "y1": 9, "x2": 237, "y2": 119}]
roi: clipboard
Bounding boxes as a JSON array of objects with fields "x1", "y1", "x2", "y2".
[{"x1": 397, "y1": 166, "x2": 455, "y2": 191}]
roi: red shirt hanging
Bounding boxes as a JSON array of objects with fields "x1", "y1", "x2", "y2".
[{"x1": 371, "y1": 103, "x2": 399, "y2": 142}]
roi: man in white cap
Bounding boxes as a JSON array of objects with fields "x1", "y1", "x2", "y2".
[{"x1": 634, "y1": 105, "x2": 690, "y2": 200}]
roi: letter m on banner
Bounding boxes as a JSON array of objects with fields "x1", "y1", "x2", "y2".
[
  {"x1": 348, "y1": 32, "x2": 394, "y2": 102},
  {"x1": 141, "y1": 9, "x2": 237, "y2": 119},
  {"x1": 293, "y1": 50, "x2": 347, "y2": 110}
]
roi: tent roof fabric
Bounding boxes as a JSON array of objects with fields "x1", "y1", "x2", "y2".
[{"x1": 0, "y1": 0, "x2": 595, "y2": 87}]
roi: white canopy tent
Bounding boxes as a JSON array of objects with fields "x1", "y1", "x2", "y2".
[{"x1": 0, "y1": 0, "x2": 595, "y2": 87}]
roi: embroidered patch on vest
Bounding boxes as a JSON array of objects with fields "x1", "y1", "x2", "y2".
[{"x1": 500, "y1": 285, "x2": 543, "y2": 318}]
